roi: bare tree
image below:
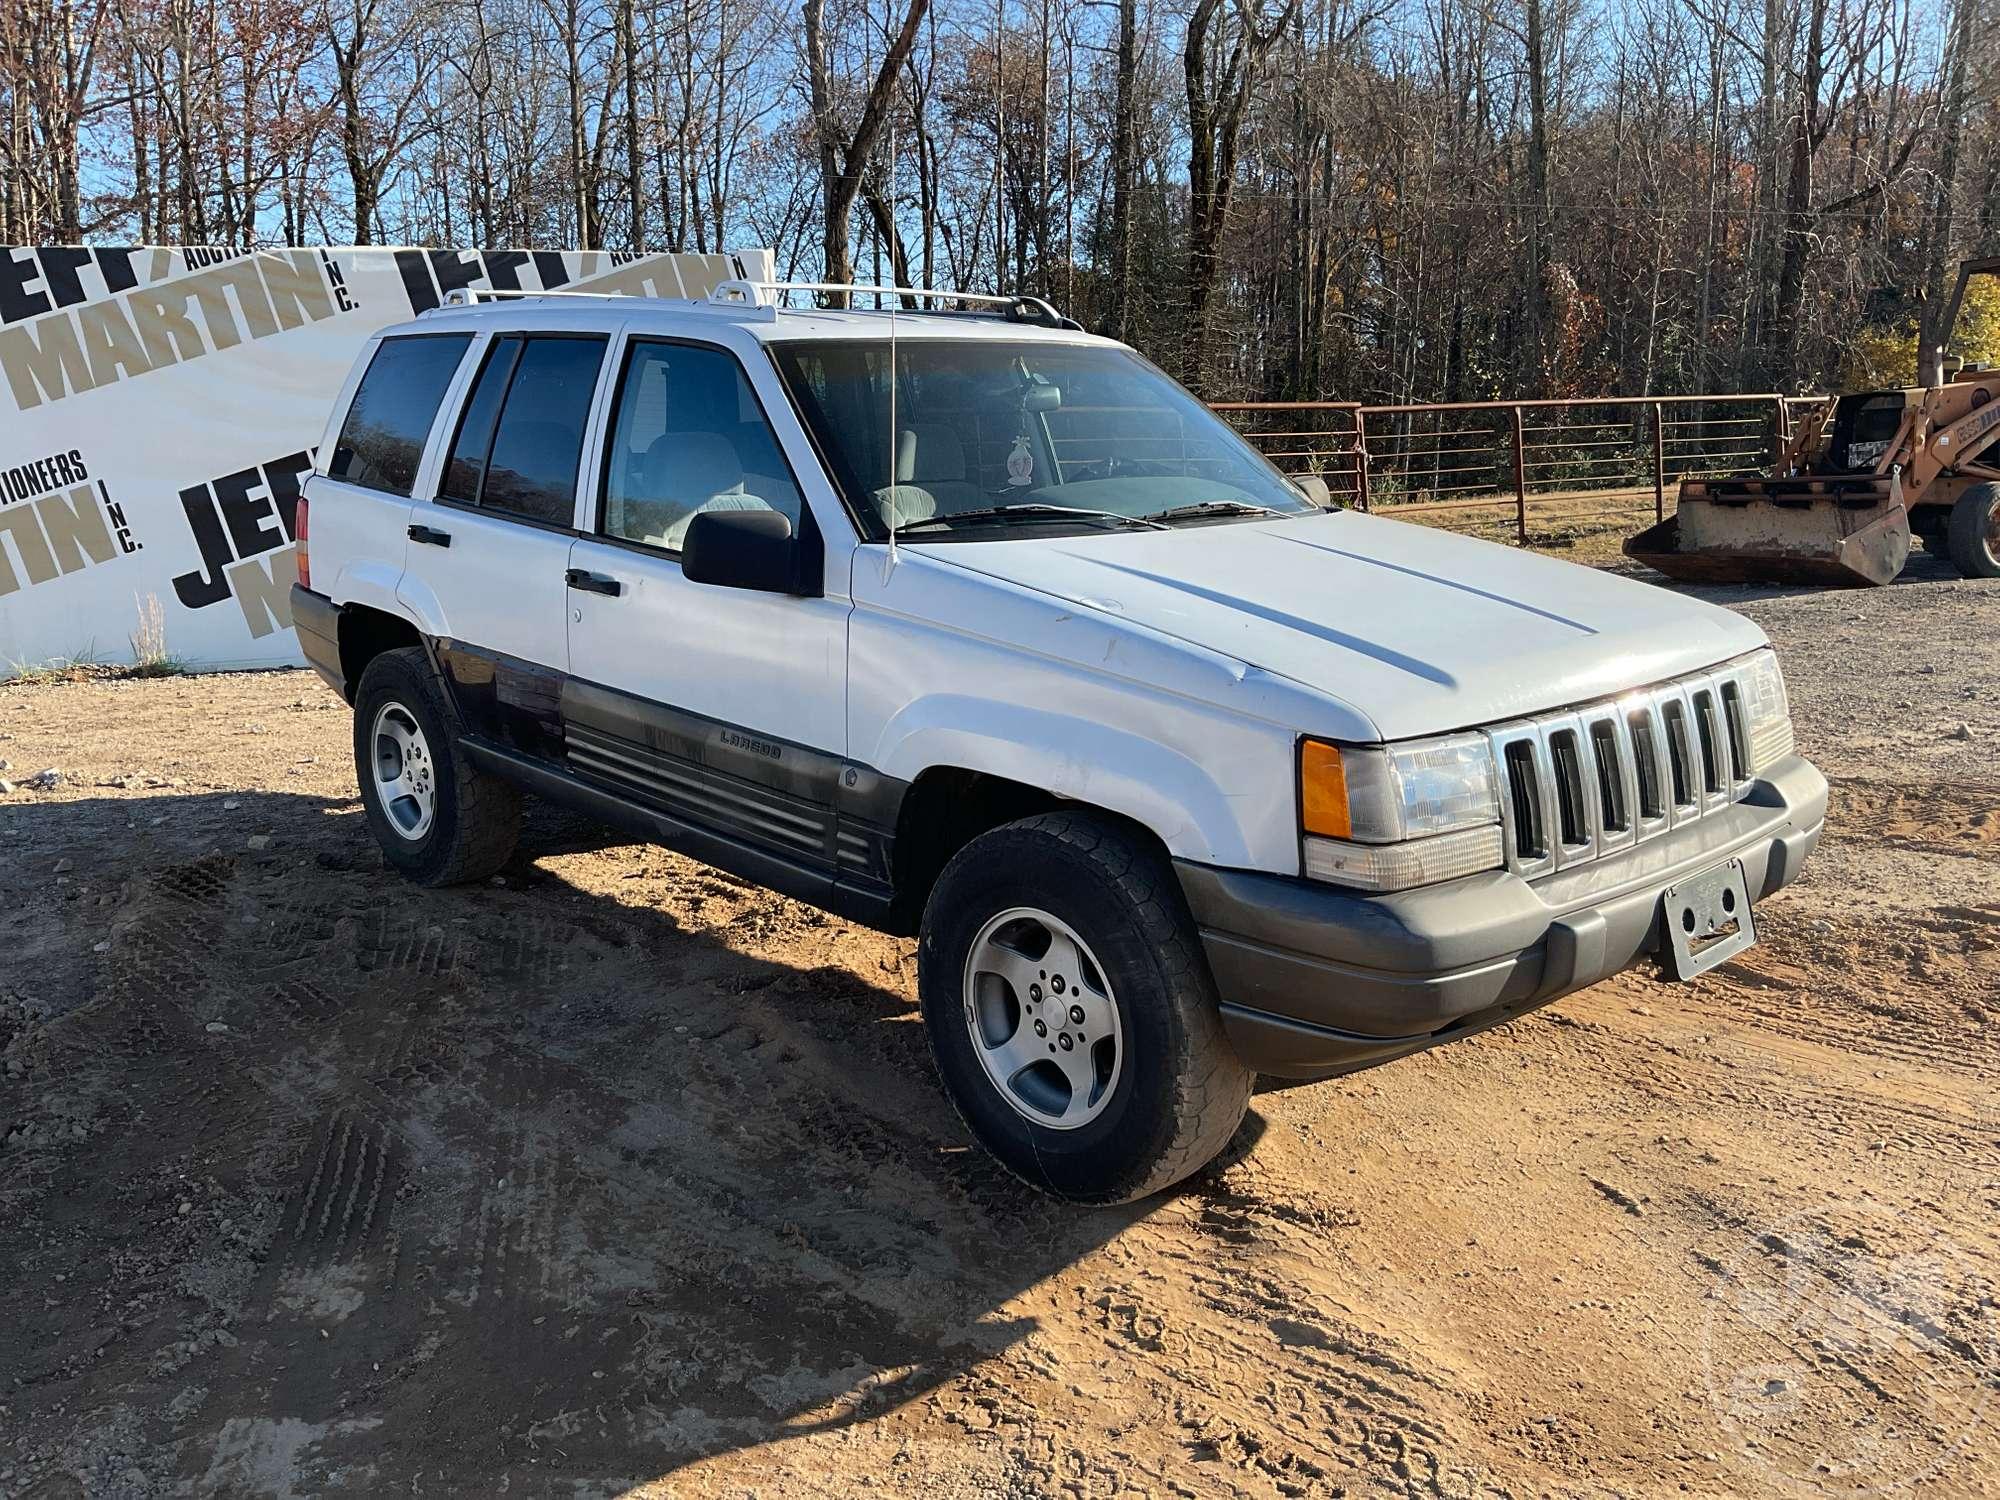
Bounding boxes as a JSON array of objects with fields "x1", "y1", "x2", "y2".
[
  {"x1": 802, "y1": 0, "x2": 930, "y2": 300},
  {"x1": 1182, "y1": 0, "x2": 1299, "y2": 390},
  {"x1": 327, "y1": 0, "x2": 437, "y2": 242}
]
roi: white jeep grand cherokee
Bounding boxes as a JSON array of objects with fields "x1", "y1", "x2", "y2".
[{"x1": 291, "y1": 281, "x2": 1826, "y2": 1203}]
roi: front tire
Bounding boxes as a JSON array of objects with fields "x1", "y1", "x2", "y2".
[
  {"x1": 352, "y1": 648, "x2": 521, "y2": 886},
  {"x1": 917, "y1": 812, "x2": 1252, "y2": 1203},
  {"x1": 1946, "y1": 482, "x2": 2000, "y2": 579}
]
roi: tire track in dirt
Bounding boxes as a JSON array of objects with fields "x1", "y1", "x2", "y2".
[
  {"x1": 265, "y1": 1105, "x2": 404, "y2": 1313},
  {"x1": 989, "y1": 1205, "x2": 1485, "y2": 1497},
  {"x1": 1830, "y1": 775, "x2": 2000, "y2": 857},
  {"x1": 1553, "y1": 983, "x2": 1997, "y2": 1167}
]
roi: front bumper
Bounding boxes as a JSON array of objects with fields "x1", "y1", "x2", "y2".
[{"x1": 1177, "y1": 755, "x2": 1827, "y2": 1078}]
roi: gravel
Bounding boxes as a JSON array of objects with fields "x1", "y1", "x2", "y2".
[{"x1": 1683, "y1": 552, "x2": 2000, "y2": 784}]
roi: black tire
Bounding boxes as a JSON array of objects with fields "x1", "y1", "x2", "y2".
[
  {"x1": 917, "y1": 811, "x2": 1252, "y2": 1203},
  {"x1": 351, "y1": 647, "x2": 520, "y2": 886},
  {"x1": 1946, "y1": 482, "x2": 2000, "y2": 579}
]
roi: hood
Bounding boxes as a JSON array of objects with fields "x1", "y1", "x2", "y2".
[{"x1": 915, "y1": 511, "x2": 1766, "y2": 741}]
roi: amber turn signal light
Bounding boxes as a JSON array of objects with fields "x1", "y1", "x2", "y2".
[{"x1": 1298, "y1": 739, "x2": 1352, "y2": 839}]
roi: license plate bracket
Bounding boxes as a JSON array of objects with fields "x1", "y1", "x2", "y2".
[{"x1": 1660, "y1": 858, "x2": 1756, "y2": 979}]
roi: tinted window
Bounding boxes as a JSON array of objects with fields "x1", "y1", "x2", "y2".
[
  {"x1": 439, "y1": 334, "x2": 605, "y2": 526},
  {"x1": 440, "y1": 336, "x2": 521, "y2": 503},
  {"x1": 328, "y1": 335, "x2": 471, "y2": 496},
  {"x1": 771, "y1": 340, "x2": 1315, "y2": 538},
  {"x1": 599, "y1": 341, "x2": 804, "y2": 553}
]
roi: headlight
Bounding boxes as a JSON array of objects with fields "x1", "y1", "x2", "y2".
[
  {"x1": 1298, "y1": 733, "x2": 1504, "y2": 892},
  {"x1": 1738, "y1": 648, "x2": 1795, "y2": 772}
]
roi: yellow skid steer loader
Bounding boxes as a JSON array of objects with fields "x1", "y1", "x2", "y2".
[{"x1": 1628, "y1": 258, "x2": 2000, "y2": 586}]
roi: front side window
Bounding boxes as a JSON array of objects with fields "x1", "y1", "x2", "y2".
[
  {"x1": 598, "y1": 340, "x2": 805, "y2": 553},
  {"x1": 770, "y1": 338, "x2": 1322, "y2": 539},
  {"x1": 439, "y1": 333, "x2": 606, "y2": 527},
  {"x1": 327, "y1": 334, "x2": 472, "y2": 496}
]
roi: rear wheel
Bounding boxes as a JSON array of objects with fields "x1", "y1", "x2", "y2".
[
  {"x1": 1945, "y1": 483, "x2": 2000, "y2": 579},
  {"x1": 352, "y1": 648, "x2": 521, "y2": 885},
  {"x1": 917, "y1": 812, "x2": 1251, "y2": 1203}
]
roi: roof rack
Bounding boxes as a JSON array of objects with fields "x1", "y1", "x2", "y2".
[
  {"x1": 707, "y1": 280, "x2": 1080, "y2": 329},
  {"x1": 438, "y1": 287, "x2": 632, "y2": 308}
]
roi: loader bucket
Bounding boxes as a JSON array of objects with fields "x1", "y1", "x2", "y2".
[{"x1": 1625, "y1": 476, "x2": 1911, "y2": 587}]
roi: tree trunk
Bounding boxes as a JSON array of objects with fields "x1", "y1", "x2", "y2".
[
  {"x1": 1520, "y1": 0, "x2": 1551, "y2": 386},
  {"x1": 620, "y1": 0, "x2": 643, "y2": 249},
  {"x1": 1916, "y1": 0, "x2": 1975, "y2": 386},
  {"x1": 803, "y1": 0, "x2": 930, "y2": 304},
  {"x1": 1182, "y1": 0, "x2": 1297, "y2": 394},
  {"x1": 1769, "y1": 0, "x2": 1827, "y2": 384},
  {"x1": 1106, "y1": 0, "x2": 1136, "y2": 338}
]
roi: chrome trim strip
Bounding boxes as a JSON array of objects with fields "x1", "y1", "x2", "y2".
[
  {"x1": 1661, "y1": 687, "x2": 1702, "y2": 826},
  {"x1": 1580, "y1": 702, "x2": 1638, "y2": 856},
  {"x1": 1543, "y1": 713, "x2": 1596, "y2": 864},
  {"x1": 1690, "y1": 677, "x2": 1733, "y2": 816},
  {"x1": 1488, "y1": 721, "x2": 1554, "y2": 879},
  {"x1": 1719, "y1": 676, "x2": 1756, "y2": 794}
]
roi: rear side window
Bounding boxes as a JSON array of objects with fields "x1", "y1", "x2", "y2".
[
  {"x1": 327, "y1": 335, "x2": 472, "y2": 496},
  {"x1": 439, "y1": 334, "x2": 606, "y2": 527}
]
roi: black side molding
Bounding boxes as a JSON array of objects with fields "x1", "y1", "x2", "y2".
[{"x1": 459, "y1": 736, "x2": 899, "y2": 931}]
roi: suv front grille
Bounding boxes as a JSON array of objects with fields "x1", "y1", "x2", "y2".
[{"x1": 1487, "y1": 663, "x2": 1758, "y2": 877}]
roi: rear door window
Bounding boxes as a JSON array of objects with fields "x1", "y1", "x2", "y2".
[
  {"x1": 440, "y1": 336, "x2": 521, "y2": 504},
  {"x1": 327, "y1": 334, "x2": 472, "y2": 496},
  {"x1": 438, "y1": 333, "x2": 607, "y2": 527}
]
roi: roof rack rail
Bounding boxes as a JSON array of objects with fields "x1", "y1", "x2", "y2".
[
  {"x1": 437, "y1": 287, "x2": 632, "y2": 308},
  {"x1": 707, "y1": 280, "x2": 1080, "y2": 329}
]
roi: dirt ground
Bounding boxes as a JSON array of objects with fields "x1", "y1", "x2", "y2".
[{"x1": 2, "y1": 546, "x2": 1996, "y2": 1499}]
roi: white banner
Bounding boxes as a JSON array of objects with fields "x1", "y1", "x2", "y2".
[{"x1": 0, "y1": 245, "x2": 774, "y2": 673}]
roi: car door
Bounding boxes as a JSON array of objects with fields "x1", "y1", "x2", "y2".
[
  {"x1": 562, "y1": 334, "x2": 858, "y2": 884},
  {"x1": 400, "y1": 330, "x2": 610, "y2": 750}
]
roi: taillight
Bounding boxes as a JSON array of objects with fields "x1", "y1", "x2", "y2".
[{"x1": 294, "y1": 495, "x2": 311, "y2": 590}]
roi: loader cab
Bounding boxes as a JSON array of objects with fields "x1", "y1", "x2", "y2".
[{"x1": 1819, "y1": 391, "x2": 1906, "y2": 474}]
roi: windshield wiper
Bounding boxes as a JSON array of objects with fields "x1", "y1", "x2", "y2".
[
  {"x1": 1140, "y1": 499, "x2": 1294, "y2": 524},
  {"x1": 897, "y1": 503, "x2": 1167, "y2": 534}
]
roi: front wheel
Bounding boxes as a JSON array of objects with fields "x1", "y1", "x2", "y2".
[
  {"x1": 1946, "y1": 482, "x2": 2000, "y2": 579},
  {"x1": 917, "y1": 812, "x2": 1251, "y2": 1203}
]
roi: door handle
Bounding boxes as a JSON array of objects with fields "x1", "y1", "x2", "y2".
[
  {"x1": 565, "y1": 568, "x2": 623, "y2": 597},
  {"x1": 408, "y1": 524, "x2": 452, "y2": 547}
]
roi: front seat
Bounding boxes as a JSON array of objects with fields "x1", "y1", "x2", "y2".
[
  {"x1": 898, "y1": 423, "x2": 986, "y2": 514},
  {"x1": 645, "y1": 431, "x2": 773, "y2": 552}
]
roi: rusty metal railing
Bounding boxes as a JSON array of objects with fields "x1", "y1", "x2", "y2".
[{"x1": 1213, "y1": 394, "x2": 1793, "y2": 545}]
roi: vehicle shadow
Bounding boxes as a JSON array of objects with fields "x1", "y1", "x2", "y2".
[{"x1": 0, "y1": 788, "x2": 1267, "y2": 1496}]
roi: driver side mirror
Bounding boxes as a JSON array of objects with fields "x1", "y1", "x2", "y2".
[
  {"x1": 682, "y1": 509, "x2": 818, "y2": 596},
  {"x1": 1294, "y1": 473, "x2": 1333, "y2": 507}
]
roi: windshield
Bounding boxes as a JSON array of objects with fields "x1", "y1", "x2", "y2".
[{"x1": 769, "y1": 338, "x2": 1324, "y2": 539}]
